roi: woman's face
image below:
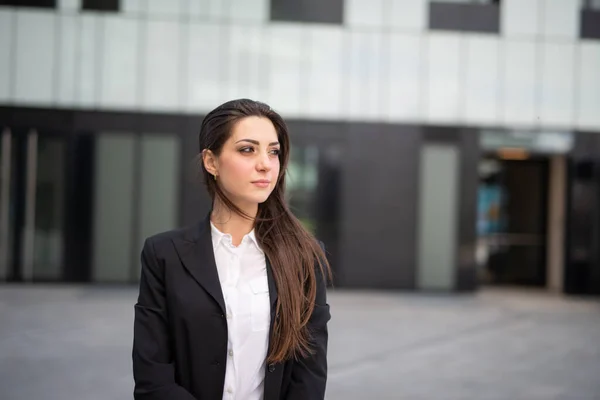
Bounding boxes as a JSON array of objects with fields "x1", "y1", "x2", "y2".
[{"x1": 205, "y1": 116, "x2": 281, "y2": 209}]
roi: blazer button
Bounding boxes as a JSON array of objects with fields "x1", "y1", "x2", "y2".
[{"x1": 268, "y1": 364, "x2": 275, "y2": 373}]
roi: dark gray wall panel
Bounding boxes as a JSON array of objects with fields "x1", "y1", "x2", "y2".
[
  {"x1": 456, "y1": 129, "x2": 480, "y2": 291},
  {"x1": 270, "y1": 0, "x2": 344, "y2": 24},
  {"x1": 565, "y1": 131, "x2": 600, "y2": 295},
  {"x1": 464, "y1": 4, "x2": 500, "y2": 33},
  {"x1": 339, "y1": 123, "x2": 420, "y2": 289},
  {"x1": 429, "y1": 2, "x2": 500, "y2": 33},
  {"x1": 286, "y1": 120, "x2": 346, "y2": 282},
  {"x1": 581, "y1": 10, "x2": 600, "y2": 40}
]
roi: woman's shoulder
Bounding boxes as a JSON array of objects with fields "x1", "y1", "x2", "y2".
[{"x1": 143, "y1": 222, "x2": 202, "y2": 250}]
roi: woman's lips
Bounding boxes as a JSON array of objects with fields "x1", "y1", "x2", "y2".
[{"x1": 252, "y1": 180, "x2": 270, "y2": 188}]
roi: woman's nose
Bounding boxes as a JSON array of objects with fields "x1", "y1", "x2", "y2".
[{"x1": 256, "y1": 153, "x2": 271, "y2": 171}]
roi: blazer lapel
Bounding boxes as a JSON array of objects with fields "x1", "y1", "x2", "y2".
[
  {"x1": 171, "y1": 214, "x2": 279, "y2": 326},
  {"x1": 171, "y1": 214, "x2": 226, "y2": 316}
]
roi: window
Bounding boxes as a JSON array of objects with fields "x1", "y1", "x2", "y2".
[
  {"x1": 581, "y1": 0, "x2": 600, "y2": 39},
  {"x1": 0, "y1": 0, "x2": 56, "y2": 9},
  {"x1": 82, "y1": 0, "x2": 119, "y2": 12},
  {"x1": 270, "y1": 0, "x2": 344, "y2": 24},
  {"x1": 429, "y1": 0, "x2": 500, "y2": 33}
]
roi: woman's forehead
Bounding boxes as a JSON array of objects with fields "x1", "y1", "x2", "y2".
[{"x1": 229, "y1": 117, "x2": 278, "y2": 143}]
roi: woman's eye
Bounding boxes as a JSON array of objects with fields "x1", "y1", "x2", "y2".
[
  {"x1": 239, "y1": 147, "x2": 254, "y2": 153},
  {"x1": 270, "y1": 149, "x2": 281, "y2": 156}
]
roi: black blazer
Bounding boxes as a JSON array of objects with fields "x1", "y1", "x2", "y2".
[{"x1": 132, "y1": 215, "x2": 331, "y2": 400}]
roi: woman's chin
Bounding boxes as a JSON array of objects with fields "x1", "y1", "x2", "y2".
[{"x1": 230, "y1": 193, "x2": 272, "y2": 209}]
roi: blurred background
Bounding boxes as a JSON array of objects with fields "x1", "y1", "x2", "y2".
[{"x1": 1, "y1": 0, "x2": 600, "y2": 399}]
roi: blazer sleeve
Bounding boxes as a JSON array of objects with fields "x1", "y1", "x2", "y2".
[
  {"x1": 284, "y1": 241, "x2": 331, "y2": 400},
  {"x1": 132, "y1": 238, "x2": 197, "y2": 400}
]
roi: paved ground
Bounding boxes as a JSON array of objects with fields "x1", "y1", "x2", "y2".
[{"x1": 1, "y1": 285, "x2": 599, "y2": 400}]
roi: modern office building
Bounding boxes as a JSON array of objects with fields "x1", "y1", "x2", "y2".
[{"x1": 1, "y1": 0, "x2": 599, "y2": 295}]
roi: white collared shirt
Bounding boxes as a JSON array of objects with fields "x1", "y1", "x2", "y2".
[{"x1": 210, "y1": 222, "x2": 270, "y2": 400}]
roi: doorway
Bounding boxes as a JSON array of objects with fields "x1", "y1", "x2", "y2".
[
  {"x1": 2, "y1": 127, "x2": 65, "y2": 281},
  {"x1": 477, "y1": 155, "x2": 550, "y2": 287},
  {"x1": 0, "y1": 127, "x2": 94, "y2": 282}
]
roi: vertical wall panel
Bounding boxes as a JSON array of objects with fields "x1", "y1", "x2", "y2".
[
  {"x1": 122, "y1": 0, "x2": 145, "y2": 15},
  {"x1": 58, "y1": 0, "x2": 80, "y2": 11},
  {"x1": 136, "y1": 134, "x2": 180, "y2": 279},
  {"x1": 387, "y1": 0, "x2": 427, "y2": 31},
  {"x1": 417, "y1": 144, "x2": 459, "y2": 290},
  {"x1": 0, "y1": 10, "x2": 14, "y2": 103},
  {"x1": 540, "y1": 42, "x2": 575, "y2": 128},
  {"x1": 456, "y1": 129, "x2": 480, "y2": 291},
  {"x1": 206, "y1": 0, "x2": 229, "y2": 20},
  {"x1": 266, "y1": 24, "x2": 306, "y2": 117},
  {"x1": 56, "y1": 14, "x2": 78, "y2": 106},
  {"x1": 340, "y1": 124, "x2": 420, "y2": 288},
  {"x1": 502, "y1": 0, "x2": 541, "y2": 38},
  {"x1": 547, "y1": 155, "x2": 566, "y2": 293},
  {"x1": 226, "y1": 25, "x2": 265, "y2": 102},
  {"x1": 577, "y1": 43, "x2": 600, "y2": 130},
  {"x1": 502, "y1": 40, "x2": 537, "y2": 127},
  {"x1": 145, "y1": 0, "x2": 184, "y2": 18},
  {"x1": 142, "y1": 20, "x2": 183, "y2": 111},
  {"x1": 347, "y1": 31, "x2": 385, "y2": 121},
  {"x1": 344, "y1": 0, "x2": 385, "y2": 28},
  {"x1": 99, "y1": 17, "x2": 139, "y2": 109},
  {"x1": 186, "y1": 22, "x2": 226, "y2": 112},
  {"x1": 540, "y1": 0, "x2": 579, "y2": 40},
  {"x1": 77, "y1": 14, "x2": 100, "y2": 107},
  {"x1": 386, "y1": 33, "x2": 422, "y2": 122},
  {"x1": 426, "y1": 33, "x2": 462, "y2": 124},
  {"x1": 306, "y1": 26, "x2": 344, "y2": 119},
  {"x1": 92, "y1": 134, "x2": 135, "y2": 282},
  {"x1": 464, "y1": 35, "x2": 500, "y2": 126},
  {"x1": 14, "y1": 10, "x2": 56, "y2": 105},
  {"x1": 188, "y1": 0, "x2": 211, "y2": 19},
  {"x1": 230, "y1": 0, "x2": 268, "y2": 23}
]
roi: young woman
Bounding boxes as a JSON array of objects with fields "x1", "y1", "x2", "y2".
[{"x1": 132, "y1": 99, "x2": 332, "y2": 400}]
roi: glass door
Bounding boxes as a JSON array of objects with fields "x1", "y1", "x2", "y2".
[
  {"x1": 479, "y1": 156, "x2": 549, "y2": 286},
  {"x1": 0, "y1": 127, "x2": 67, "y2": 282}
]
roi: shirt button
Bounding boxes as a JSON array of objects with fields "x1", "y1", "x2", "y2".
[
  {"x1": 228, "y1": 349, "x2": 233, "y2": 357},
  {"x1": 226, "y1": 387, "x2": 233, "y2": 394},
  {"x1": 226, "y1": 313, "x2": 232, "y2": 319}
]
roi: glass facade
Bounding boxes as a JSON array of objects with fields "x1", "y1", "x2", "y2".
[
  {"x1": 0, "y1": 125, "x2": 182, "y2": 284},
  {"x1": 92, "y1": 133, "x2": 181, "y2": 283}
]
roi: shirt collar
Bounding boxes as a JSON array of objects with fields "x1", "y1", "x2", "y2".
[{"x1": 210, "y1": 221, "x2": 261, "y2": 251}]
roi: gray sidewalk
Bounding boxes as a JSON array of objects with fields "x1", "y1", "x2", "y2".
[{"x1": 1, "y1": 285, "x2": 599, "y2": 400}]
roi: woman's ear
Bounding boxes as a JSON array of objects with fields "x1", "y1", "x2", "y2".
[{"x1": 202, "y1": 149, "x2": 219, "y2": 177}]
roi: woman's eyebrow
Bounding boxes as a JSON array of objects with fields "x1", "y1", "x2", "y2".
[{"x1": 235, "y1": 139, "x2": 280, "y2": 146}]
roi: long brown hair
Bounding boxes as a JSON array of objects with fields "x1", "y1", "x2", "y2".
[{"x1": 198, "y1": 99, "x2": 331, "y2": 363}]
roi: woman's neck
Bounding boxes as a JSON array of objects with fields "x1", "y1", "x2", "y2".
[{"x1": 210, "y1": 199, "x2": 257, "y2": 246}]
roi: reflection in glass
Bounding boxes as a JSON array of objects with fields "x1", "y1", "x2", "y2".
[
  {"x1": 32, "y1": 136, "x2": 66, "y2": 280},
  {"x1": 285, "y1": 143, "x2": 341, "y2": 278},
  {"x1": 92, "y1": 134, "x2": 136, "y2": 282},
  {"x1": 286, "y1": 146, "x2": 319, "y2": 234}
]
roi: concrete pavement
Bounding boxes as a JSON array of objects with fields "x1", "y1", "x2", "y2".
[{"x1": 1, "y1": 285, "x2": 599, "y2": 400}]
